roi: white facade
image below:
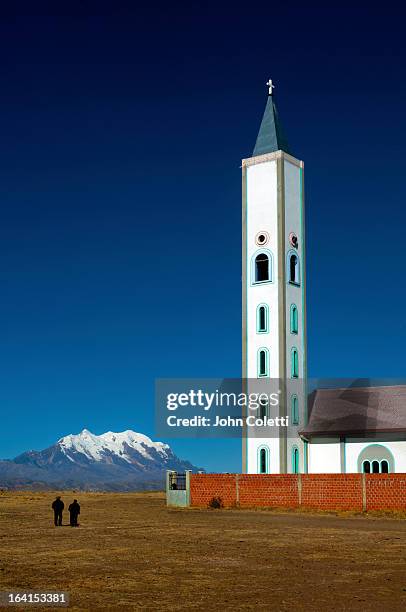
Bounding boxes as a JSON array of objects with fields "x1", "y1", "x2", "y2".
[
  {"x1": 307, "y1": 439, "x2": 341, "y2": 473},
  {"x1": 308, "y1": 439, "x2": 406, "y2": 473},
  {"x1": 242, "y1": 149, "x2": 306, "y2": 474}
]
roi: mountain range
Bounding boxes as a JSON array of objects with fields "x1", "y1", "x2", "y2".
[{"x1": 0, "y1": 429, "x2": 201, "y2": 491}]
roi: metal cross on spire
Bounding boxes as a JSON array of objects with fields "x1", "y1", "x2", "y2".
[{"x1": 266, "y1": 79, "x2": 275, "y2": 95}]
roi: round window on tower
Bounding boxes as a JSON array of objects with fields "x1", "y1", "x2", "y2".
[
  {"x1": 289, "y1": 232, "x2": 298, "y2": 249},
  {"x1": 255, "y1": 231, "x2": 269, "y2": 246}
]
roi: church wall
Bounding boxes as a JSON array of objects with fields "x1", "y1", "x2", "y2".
[
  {"x1": 245, "y1": 160, "x2": 280, "y2": 379},
  {"x1": 245, "y1": 159, "x2": 281, "y2": 473},
  {"x1": 308, "y1": 439, "x2": 341, "y2": 473},
  {"x1": 284, "y1": 160, "x2": 304, "y2": 379},
  {"x1": 246, "y1": 437, "x2": 280, "y2": 474},
  {"x1": 284, "y1": 159, "x2": 305, "y2": 471}
]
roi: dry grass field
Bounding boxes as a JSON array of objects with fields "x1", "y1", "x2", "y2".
[{"x1": 0, "y1": 491, "x2": 405, "y2": 611}]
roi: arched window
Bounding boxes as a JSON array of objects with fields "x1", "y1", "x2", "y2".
[
  {"x1": 358, "y1": 444, "x2": 394, "y2": 473},
  {"x1": 362, "y1": 459, "x2": 390, "y2": 474},
  {"x1": 257, "y1": 304, "x2": 269, "y2": 333},
  {"x1": 292, "y1": 447, "x2": 299, "y2": 474},
  {"x1": 291, "y1": 395, "x2": 299, "y2": 425},
  {"x1": 255, "y1": 253, "x2": 270, "y2": 282},
  {"x1": 259, "y1": 397, "x2": 268, "y2": 420},
  {"x1": 258, "y1": 447, "x2": 269, "y2": 474},
  {"x1": 252, "y1": 250, "x2": 273, "y2": 284},
  {"x1": 287, "y1": 251, "x2": 300, "y2": 285},
  {"x1": 290, "y1": 304, "x2": 298, "y2": 334},
  {"x1": 291, "y1": 348, "x2": 299, "y2": 378},
  {"x1": 258, "y1": 348, "x2": 269, "y2": 377}
]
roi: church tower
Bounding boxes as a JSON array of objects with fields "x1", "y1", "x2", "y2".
[{"x1": 242, "y1": 81, "x2": 307, "y2": 474}]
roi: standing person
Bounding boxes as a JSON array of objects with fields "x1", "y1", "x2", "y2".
[
  {"x1": 51, "y1": 496, "x2": 64, "y2": 526},
  {"x1": 68, "y1": 499, "x2": 80, "y2": 527}
]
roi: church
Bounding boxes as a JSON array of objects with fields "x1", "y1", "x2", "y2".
[{"x1": 242, "y1": 81, "x2": 406, "y2": 475}]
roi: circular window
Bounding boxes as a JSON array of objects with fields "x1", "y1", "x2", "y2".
[
  {"x1": 255, "y1": 231, "x2": 269, "y2": 246},
  {"x1": 289, "y1": 232, "x2": 298, "y2": 248}
]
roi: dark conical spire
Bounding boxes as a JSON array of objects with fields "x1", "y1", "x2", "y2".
[{"x1": 252, "y1": 82, "x2": 291, "y2": 157}]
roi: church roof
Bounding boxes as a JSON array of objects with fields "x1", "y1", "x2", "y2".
[
  {"x1": 252, "y1": 93, "x2": 291, "y2": 157},
  {"x1": 300, "y1": 385, "x2": 406, "y2": 439}
]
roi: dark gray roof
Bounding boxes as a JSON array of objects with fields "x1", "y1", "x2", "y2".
[
  {"x1": 252, "y1": 94, "x2": 291, "y2": 157},
  {"x1": 300, "y1": 385, "x2": 406, "y2": 438}
]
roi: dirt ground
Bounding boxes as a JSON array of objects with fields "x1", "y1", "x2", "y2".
[{"x1": 0, "y1": 491, "x2": 405, "y2": 611}]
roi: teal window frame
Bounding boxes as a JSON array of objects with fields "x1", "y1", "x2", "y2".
[
  {"x1": 291, "y1": 394, "x2": 299, "y2": 425},
  {"x1": 257, "y1": 304, "x2": 269, "y2": 333},
  {"x1": 251, "y1": 249, "x2": 274, "y2": 285},
  {"x1": 290, "y1": 304, "x2": 298, "y2": 334},
  {"x1": 287, "y1": 250, "x2": 300, "y2": 286},
  {"x1": 257, "y1": 348, "x2": 269, "y2": 378},
  {"x1": 291, "y1": 348, "x2": 299, "y2": 378},
  {"x1": 258, "y1": 446, "x2": 269, "y2": 474},
  {"x1": 292, "y1": 446, "x2": 299, "y2": 474}
]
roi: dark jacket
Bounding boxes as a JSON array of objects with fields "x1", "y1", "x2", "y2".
[
  {"x1": 68, "y1": 501, "x2": 80, "y2": 515},
  {"x1": 52, "y1": 499, "x2": 64, "y2": 512}
]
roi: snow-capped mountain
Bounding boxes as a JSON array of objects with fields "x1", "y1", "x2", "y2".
[
  {"x1": 0, "y1": 429, "x2": 202, "y2": 491},
  {"x1": 59, "y1": 429, "x2": 170, "y2": 464}
]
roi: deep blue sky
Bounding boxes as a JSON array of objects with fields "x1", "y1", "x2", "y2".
[{"x1": 0, "y1": 2, "x2": 405, "y2": 470}]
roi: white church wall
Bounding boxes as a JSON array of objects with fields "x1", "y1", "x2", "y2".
[
  {"x1": 284, "y1": 160, "x2": 305, "y2": 464},
  {"x1": 308, "y1": 439, "x2": 341, "y2": 473},
  {"x1": 284, "y1": 160, "x2": 304, "y2": 378},
  {"x1": 247, "y1": 437, "x2": 281, "y2": 474},
  {"x1": 246, "y1": 160, "x2": 280, "y2": 379},
  {"x1": 245, "y1": 159, "x2": 281, "y2": 473}
]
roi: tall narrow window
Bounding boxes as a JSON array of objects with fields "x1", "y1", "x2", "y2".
[
  {"x1": 372, "y1": 460, "x2": 380, "y2": 473},
  {"x1": 259, "y1": 397, "x2": 268, "y2": 420},
  {"x1": 254, "y1": 252, "x2": 271, "y2": 283},
  {"x1": 363, "y1": 460, "x2": 371, "y2": 473},
  {"x1": 259, "y1": 447, "x2": 268, "y2": 474},
  {"x1": 290, "y1": 304, "x2": 298, "y2": 334},
  {"x1": 291, "y1": 395, "x2": 299, "y2": 425},
  {"x1": 257, "y1": 304, "x2": 269, "y2": 333},
  {"x1": 258, "y1": 348, "x2": 269, "y2": 377},
  {"x1": 288, "y1": 252, "x2": 300, "y2": 285},
  {"x1": 293, "y1": 448, "x2": 299, "y2": 474},
  {"x1": 292, "y1": 447, "x2": 299, "y2": 474},
  {"x1": 291, "y1": 348, "x2": 299, "y2": 378}
]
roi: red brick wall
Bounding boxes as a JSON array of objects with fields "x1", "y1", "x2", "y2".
[
  {"x1": 189, "y1": 473, "x2": 406, "y2": 511},
  {"x1": 238, "y1": 475, "x2": 299, "y2": 508},
  {"x1": 190, "y1": 474, "x2": 237, "y2": 507},
  {"x1": 365, "y1": 474, "x2": 406, "y2": 510},
  {"x1": 301, "y1": 474, "x2": 363, "y2": 511}
]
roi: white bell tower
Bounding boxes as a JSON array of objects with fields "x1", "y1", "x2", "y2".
[{"x1": 242, "y1": 81, "x2": 307, "y2": 474}]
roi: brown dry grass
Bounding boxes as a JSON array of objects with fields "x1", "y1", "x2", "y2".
[{"x1": 0, "y1": 491, "x2": 406, "y2": 611}]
